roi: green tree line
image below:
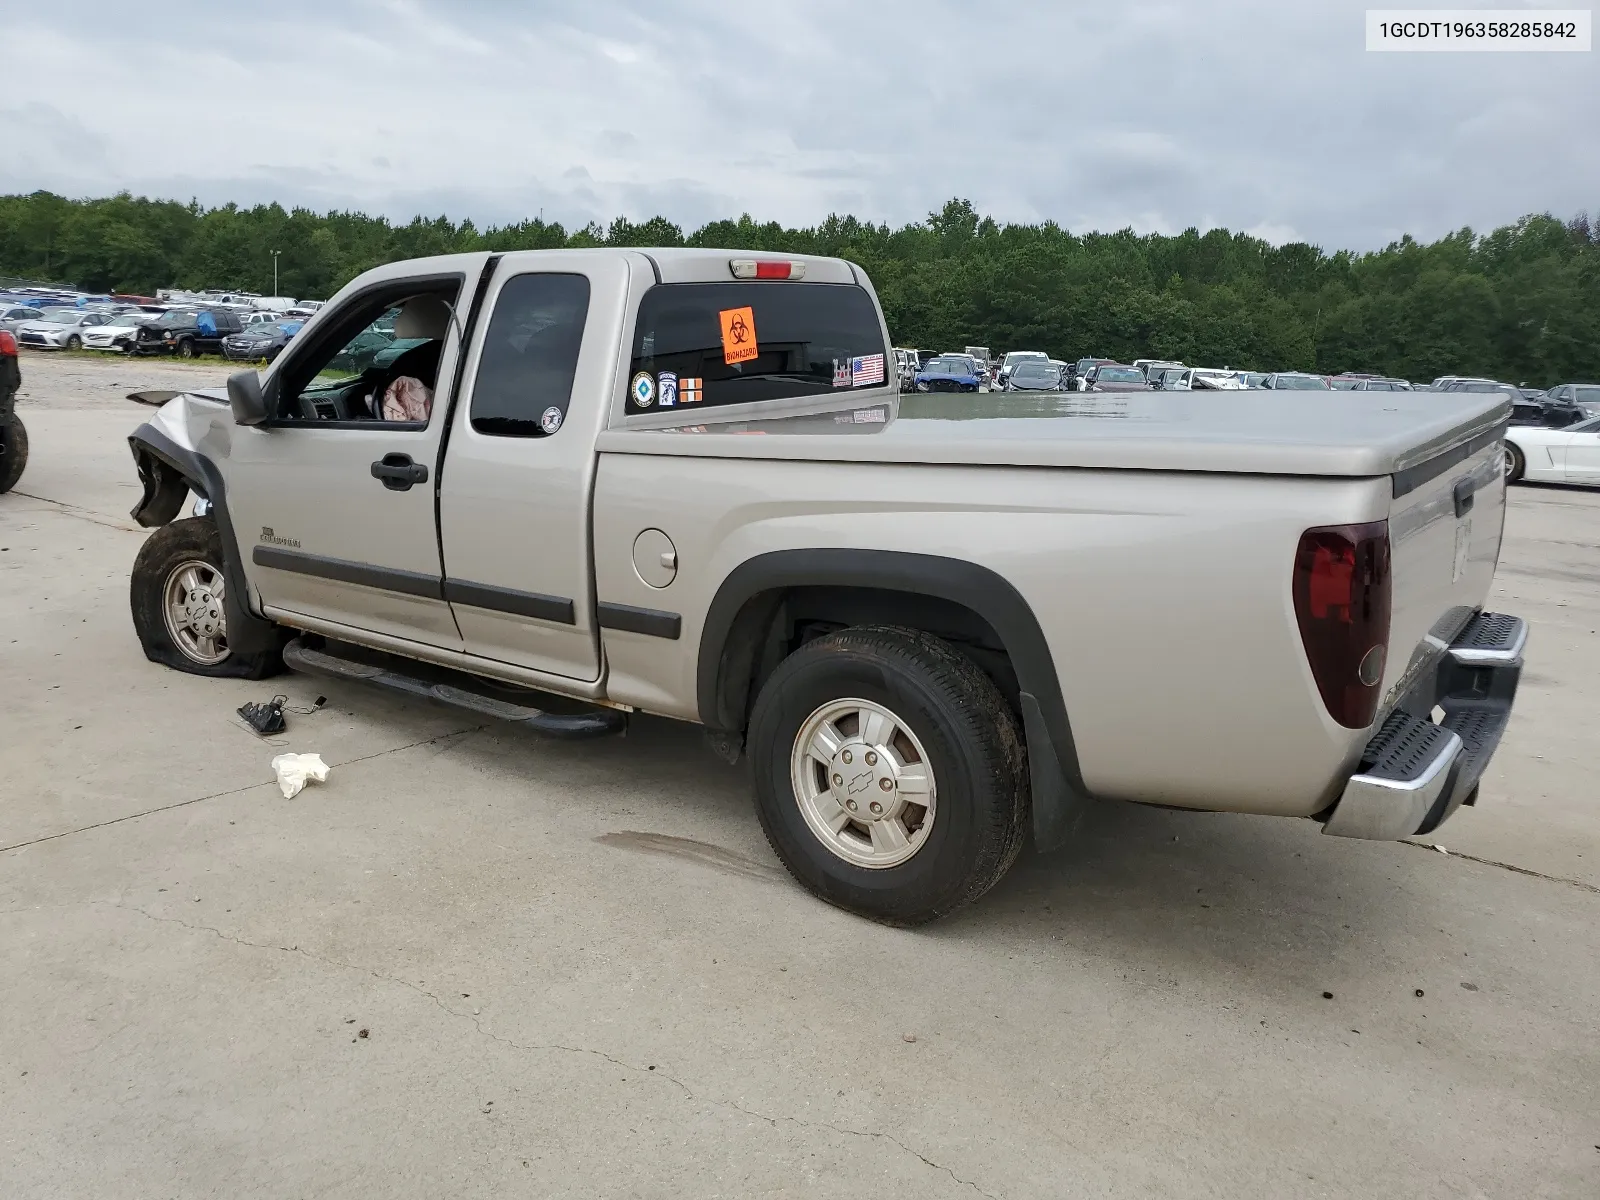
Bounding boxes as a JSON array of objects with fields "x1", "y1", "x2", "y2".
[{"x1": 2, "y1": 191, "x2": 1596, "y2": 383}]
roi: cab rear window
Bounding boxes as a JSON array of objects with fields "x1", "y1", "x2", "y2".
[{"x1": 627, "y1": 282, "x2": 886, "y2": 414}]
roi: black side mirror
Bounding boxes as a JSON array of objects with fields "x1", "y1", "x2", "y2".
[{"x1": 227, "y1": 369, "x2": 269, "y2": 425}]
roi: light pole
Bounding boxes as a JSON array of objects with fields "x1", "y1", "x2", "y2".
[{"x1": 270, "y1": 249, "x2": 281, "y2": 297}]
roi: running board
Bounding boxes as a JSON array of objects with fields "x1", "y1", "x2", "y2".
[{"x1": 282, "y1": 636, "x2": 625, "y2": 739}]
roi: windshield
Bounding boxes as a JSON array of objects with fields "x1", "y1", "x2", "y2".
[
  {"x1": 41, "y1": 310, "x2": 81, "y2": 324},
  {"x1": 152, "y1": 311, "x2": 195, "y2": 327},
  {"x1": 1569, "y1": 415, "x2": 1600, "y2": 433},
  {"x1": 1274, "y1": 374, "x2": 1331, "y2": 390},
  {"x1": 1095, "y1": 366, "x2": 1144, "y2": 383},
  {"x1": 924, "y1": 357, "x2": 970, "y2": 373},
  {"x1": 1004, "y1": 352, "x2": 1047, "y2": 367},
  {"x1": 1012, "y1": 363, "x2": 1060, "y2": 385}
]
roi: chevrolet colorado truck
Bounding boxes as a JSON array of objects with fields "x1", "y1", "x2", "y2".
[{"x1": 123, "y1": 249, "x2": 1525, "y2": 924}]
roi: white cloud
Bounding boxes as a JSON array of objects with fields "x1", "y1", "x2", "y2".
[{"x1": 0, "y1": 0, "x2": 1595, "y2": 248}]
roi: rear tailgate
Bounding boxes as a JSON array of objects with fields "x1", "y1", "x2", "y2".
[{"x1": 1382, "y1": 414, "x2": 1508, "y2": 707}]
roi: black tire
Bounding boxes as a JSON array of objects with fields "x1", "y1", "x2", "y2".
[
  {"x1": 130, "y1": 517, "x2": 283, "y2": 679},
  {"x1": 176, "y1": 338, "x2": 196, "y2": 360},
  {"x1": 747, "y1": 625, "x2": 1028, "y2": 925},
  {"x1": 0, "y1": 412, "x2": 27, "y2": 494},
  {"x1": 65, "y1": 334, "x2": 81, "y2": 351},
  {"x1": 1503, "y1": 442, "x2": 1525, "y2": 484}
]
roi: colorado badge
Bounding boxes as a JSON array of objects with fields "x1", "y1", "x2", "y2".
[
  {"x1": 631, "y1": 371, "x2": 656, "y2": 407},
  {"x1": 658, "y1": 371, "x2": 678, "y2": 407}
]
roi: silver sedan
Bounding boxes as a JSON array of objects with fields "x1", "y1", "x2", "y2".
[{"x1": 13, "y1": 308, "x2": 114, "y2": 351}]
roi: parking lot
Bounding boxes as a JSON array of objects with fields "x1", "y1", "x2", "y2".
[{"x1": 3, "y1": 352, "x2": 1597, "y2": 1198}]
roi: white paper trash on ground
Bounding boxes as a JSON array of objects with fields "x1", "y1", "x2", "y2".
[{"x1": 271, "y1": 753, "x2": 330, "y2": 799}]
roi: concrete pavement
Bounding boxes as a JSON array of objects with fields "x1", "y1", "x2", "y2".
[{"x1": 3, "y1": 354, "x2": 1597, "y2": 1198}]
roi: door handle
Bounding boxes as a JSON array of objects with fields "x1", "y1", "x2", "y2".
[{"x1": 371, "y1": 453, "x2": 429, "y2": 491}]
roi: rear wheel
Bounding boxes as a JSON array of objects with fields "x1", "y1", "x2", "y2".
[
  {"x1": 1504, "y1": 443, "x2": 1525, "y2": 483},
  {"x1": 0, "y1": 413, "x2": 27, "y2": 494},
  {"x1": 130, "y1": 517, "x2": 282, "y2": 678},
  {"x1": 747, "y1": 625, "x2": 1028, "y2": 925}
]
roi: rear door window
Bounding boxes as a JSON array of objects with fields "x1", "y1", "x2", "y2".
[
  {"x1": 471, "y1": 273, "x2": 591, "y2": 436},
  {"x1": 628, "y1": 282, "x2": 886, "y2": 413}
]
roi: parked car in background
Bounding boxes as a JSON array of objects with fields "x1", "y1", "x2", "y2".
[
  {"x1": 996, "y1": 350, "x2": 1050, "y2": 389},
  {"x1": 1329, "y1": 374, "x2": 1386, "y2": 390},
  {"x1": 131, "y1": 308, "x2": 244, "y2": 358},
  {"x1": 1262, "y1": 372, "x2": 1332, "y2": 391},
  {"x1": 1543, "y1": 383, "x2": 1600, "y2": 416},
  {"x1": 1084, "y1": 363, "x2": 1153, "y2": 392},
  {"x1": 913, "y1": 354, "x2": 985, "y2": 393},
  {"x1": 892, "y1": 348, "x2": 919, "y2": 389},
  {"x1": 81, "y1": 312, "x2": 154, "y2": 353},
  {"x1": 1134, "y1": 359, "x2": 1185, "y2": 381},
  {"x1": 1002, "y1": 360, "x2": 1065, "y2": 392},
  {"x1": 15, "y1": 308, "x2": 115, "y2": 350},
  {"x1": 221, "y1": 319, "x2": 304, "y2": 363},
  {"x1": 1148, "y1": 366, "x2": 1190, "y2": 390},
  {"x1": 1165, "y1": 368, "x2": 1246, "y2": 391},
  {"x1": 1504, "y1": 414, "x2": 1600, "y2": 486},
  {"x1": 1510, "y1": 393, "x2": 1586, "y2": 428},
  {"x1": 1238, "y1": 372, "x2": 1269, "y2": 388},
  {"x1": 1, "y1": 303, "x2": 44, "y2": 335},
  {"x1": 1344, "y1": 378, "x2": 1412, "y2": 392}
]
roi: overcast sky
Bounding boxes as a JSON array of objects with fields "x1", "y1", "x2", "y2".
[{"x1": 3, "y1": 0, "x2": 1596, "y2": 250}]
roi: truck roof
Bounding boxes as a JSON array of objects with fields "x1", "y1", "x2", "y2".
[{"x1": 342, "y1": 248, "x2": 862, "y2": 289}]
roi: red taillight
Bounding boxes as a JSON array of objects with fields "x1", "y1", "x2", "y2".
[
  {"x1": 728, "y1": 258, "x2": 806, "y2": 280},
  {"x1": 1293, "y1": 521, "x2": 1392, "y2": 728},
  {"x1": 0, "y1": 330, "x2": 16, "y2": 355}
]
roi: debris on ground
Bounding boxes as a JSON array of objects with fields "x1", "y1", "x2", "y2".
[
  {"x1": 239, "y1": 696, "x2": 288, "y2": 735},
  {"x1": 239, "y1": 694, "x2": 326, "y2": 736},
  {"x1": 271, "y1": 752, "x2": 330, "y2": 799}
]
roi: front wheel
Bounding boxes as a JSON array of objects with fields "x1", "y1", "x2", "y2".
[
  {"x1": 130, "y1": 517, "x2": 282, "y2": 678},
  {"x1": 1503, "y1": 443, "x2": 1525, "y2": 484},
  {"x1": 747, "y1": 625, "x2": 1028, "y2": 925},
  {"x1": 176, "y1": 338, "x2": 196, "y2": 360},
  {"x1": 65, "y1": 334, "x2": 81, "y2": 351},
  {"x1": 0, "y1": 412, "x2": 27, "y2": 493}
]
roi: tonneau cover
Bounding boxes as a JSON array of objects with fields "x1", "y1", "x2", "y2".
[{"x1": 599, "y1": 391, "x2": 1510, "y2": 479}]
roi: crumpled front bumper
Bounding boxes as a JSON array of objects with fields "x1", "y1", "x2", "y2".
[{"x1": 1322, "y1": 612, "x2": 1526, "y2": 841}]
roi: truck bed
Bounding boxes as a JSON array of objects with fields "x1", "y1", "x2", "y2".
[{"x1": 600, "y1": 390, "x2": 1510, "y2": 480}]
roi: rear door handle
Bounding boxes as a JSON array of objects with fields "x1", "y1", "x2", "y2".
[
  {"x1": 1453, "y1": 476, "x2": 1476, "y2": 518},
  {"x1": 371, "y1": 453, "x2": 428, "y2": 491}
]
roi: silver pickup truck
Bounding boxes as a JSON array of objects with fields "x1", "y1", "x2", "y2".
[{"x1": 125, "y1": 248, "x2": 1525, "y2": 924}]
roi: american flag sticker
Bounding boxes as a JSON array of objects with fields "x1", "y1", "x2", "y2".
[
  {"x1": 680, "y1": 376, "x2": 703, "y2": 403},
  {"x1": 850, "y1": 353, "x2": 885, "y2": 387}
]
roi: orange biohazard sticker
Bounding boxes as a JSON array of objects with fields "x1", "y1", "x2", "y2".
[{"x1": 719, "y1": 306, "x2": 759, "y2": 364}]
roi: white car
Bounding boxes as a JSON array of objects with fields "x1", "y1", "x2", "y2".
[
  {"x1": 1166, "y1": 368, "x2": 1246, "y2": 391},
  {"x1": 1504, "y1": 414, "x2": 1600, "y2": 487},
  {"x1": 81, "y1": 313, "x2": 154, "y2": 353}
]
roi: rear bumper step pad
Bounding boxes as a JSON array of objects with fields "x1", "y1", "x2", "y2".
[{"x1": 1323, "y1": 612, "x2": 1525, "y2": 841}]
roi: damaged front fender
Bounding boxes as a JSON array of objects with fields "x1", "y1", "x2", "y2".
[{"x1": 126, "y1": 394, "x2": 279, "y2": 655}]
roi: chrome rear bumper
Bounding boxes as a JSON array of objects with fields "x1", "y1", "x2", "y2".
[{"x1": 1323, "y1": 612, "x2": 1525, "y2": 841}]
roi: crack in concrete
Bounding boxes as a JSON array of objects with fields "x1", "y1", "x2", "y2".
[
  {"x1": 1404, "y1": 840, "x2": 1600, "y2": 895},
  {"x1": 9, "y1": 490, "x2": 144, "y2": 533},
  {"x1": 0, "y1": 726, "x2": 486, "y2": 857},
  {"x1": 105, "y1": 901, "x2": 997, "y2": 1199}
]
